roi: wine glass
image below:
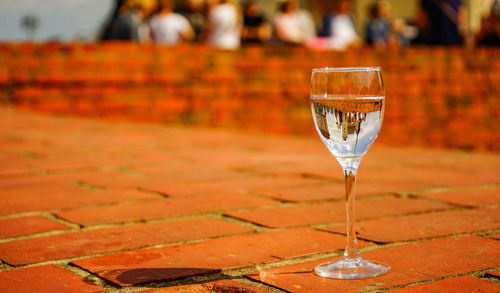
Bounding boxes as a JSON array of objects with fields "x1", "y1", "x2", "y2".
[{"x1": 310, "y1": 67, "x2": 390, "y2": 279}]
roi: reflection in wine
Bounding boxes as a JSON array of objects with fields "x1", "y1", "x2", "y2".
[{"x1": 311, "y1": 97, "x2": 384, "y2": 159}]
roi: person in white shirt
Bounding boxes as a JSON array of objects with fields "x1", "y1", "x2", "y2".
[
  {"x1": 150, "y1": 0, "x2": 194, "y2": 45},
  {"x1": 208, "y1": 0, "x2": 242, "y2": 49},
  {"x1": 273, "y1": 0, "x2": 315, "y2": 45},
  {"x1": 274, "y1": 0, "x2": 304, "y2": 44},
  {"x1": 319, "y1": 0, "x2": 361, "y2": 51}
]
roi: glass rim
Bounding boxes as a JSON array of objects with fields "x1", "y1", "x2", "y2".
[{"x1": 312, "y1": 67, "x2": 381, "y2": 73}]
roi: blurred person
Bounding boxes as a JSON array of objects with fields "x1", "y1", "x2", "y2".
[
  {"x1": 273, "y1": 0, "x2": 305, "y2": 45},
  {"x1": 319, "y1": 0, "x2": 361, "y2": 50},
  {"x1": 297, "y1": 4, "x2": 317, "y2": 41},
  {"x1": 241, "y1": 0, "x2": 271, "y2": 44},
  {"x1": 476, "y1": 9, "x2": 500, "y2": 46},
  {"x1": 419, "y1": 0, "x2": 463, "y2": 45},
  {"x1": 393, "y1": 18, "x2": 419, "y2": 46},
  {"x1": 105, "y1": 0, "x2": 154, "y2": 42},
  {"x1": 184, "y1": 0, "x2": 207, "y2": 42},
  {"x1": 207, "y1": 0, "x2": 242, "y2": 49},
  {"x1": 150, "y1": 0, "x2": 194, "y2": 45},
  {"x1": 365, "y1": 1, "x2": 392, "y2": 47},
  {"x1": 100, "y1": 0, "x2": 125, "y2": 40}
]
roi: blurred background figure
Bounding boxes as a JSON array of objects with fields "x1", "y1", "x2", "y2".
[
  {"x1": 101, "y1": 0, "x2": 125, "y2": 41},
  {"x1": 365, "y1": 0, "x2": 392, "y2": 47},
  {"x1": 418, "y1": 0, "x2": 463, "y2": 45},
  {"x1": 150, "y1": 0, "x2": 194, "y2": 45},
  {"x1": 476, "y1": 1, "x2": 500, "y2": 46},
  {"x1": 207, "y1": 0, "x2": 242, "y2": 49},
  {"x1": 20, "y1": 14, "x2": 40, "y2": 41},
  {"x1": 102, "y1": 0, "x2": 154, "y2": 42},
  {"x1": 296, "y1": 3, "x2": 317, "y2": 41},
  {"x1": 392, "y1": 18, "x2": 418, "y2": 46},
  {"x1": 319, "y1": 0, "x2": 361, "y2": 50},
  {"x1": 184, "y1": 0, "x2": 207, "y2": 43},
  {"x1": 241, "y1": 0, "x2": 271, "y2": 44},
  {"x1": 273, "y1": 0, "x2": 306, "y2": 45}
]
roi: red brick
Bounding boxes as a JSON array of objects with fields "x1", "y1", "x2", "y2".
[
  {"x1": 247, "y1": 236, "x2": 500, "y2": 292},
  {"x1": 0, "y1": 183, "x2": 157, "y2": 216},
  {"x1": 0, "y1": 157, "x2": 36, "y2": 176},
  {"x1": 140, "y1": 176, "x2": 324, "y2": 198},
  {"x1": 416, "y1": 188, "x2": 500, "y2": 207},
  {"x1": 356, "y1": 168, "x2": 439, "y2": 196},
  {"x1": 226, "y1": 197, "x2": 446, "y2": 228},
  {"x1": 323, "y1": 208, "x2": 500, "y2": 243},
  {"x1": 0, "y1": 171, "x2": 118, "y2": 189},
  {"x1": 252, "y1": 169, "x2": 455, "y2": 202},
  {"x1": 490, "y1": 234, "x2": 500, "y2": 240},
  {"x1": 0, "y1": 264, "x2": 103, "y2": 293},
  {"x1": 56, "y1": 194, "x2": 276, "y2": 226},
  {"x1": 26, "y1": 158, "x2": 106, "y2": 172},
  {"x1": 82, "y1": 168, "x2": 241, "y2": 189},
  {"x1": 387, "y1": 276, "x2": 500, "y2": 292},
  {"x1": 252, "y1": 182, "x2": 346, "y2": 202},
  {"x1": 138, "y1": 279, "x2": 272, "y2": 292},
  {"x1": 0, "y1": 216, "x2": 69, "y2": 239},
  {"x1": 72, "y1": 228, "x2": 346, "y2": 286},
  {"x1": 361, "y1": 147, "x2": 500, "y2": 188},
  {"x1": 239, "y1": 152, "x2": 343, "y2": 180},
  {"x1": 0, "y1": 218, "x2": 249, "y2": 265}
]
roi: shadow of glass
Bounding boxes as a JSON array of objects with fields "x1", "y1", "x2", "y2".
[
  {"x1": 108, "y1": 267, "x2": 217, "y2": 286},
  {"x1": 107, "y1": 267, "x2": 313, "y2": 288}
]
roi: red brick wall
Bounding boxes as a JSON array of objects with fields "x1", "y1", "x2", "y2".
[{"x1": 1, "y1": 42, "x2": 499, "y2": 152}]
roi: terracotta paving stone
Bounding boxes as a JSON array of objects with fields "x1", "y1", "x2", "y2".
[
  {"x1": 322, "y1": 208, "x2": 500, "y2": 243},
  {"x1": 0, "y1": 218, "x2": 249, "y2": 265},
  {"x1": 247, "y1": 236, "x2": 500, "y2": 292},
  {"x1": 0, "y1": 215, "x2": 69, "y2": 239},
  {"x1": 251, "y1": 170, "x2": 454, "y2": 202},
  {"x1": 139, "y1": 176, "x2": 325, "y2": 198},
  {"x1": 363, "y1": 147, "x2": 500, "y2": 187},
  {"x1": 417, "y1": 169, "x2": 500, "y2": 188},
  {"x1": 26, "y1": 158, "x2": 105, "y2": 172},
  {"x1": 81, "y1": 169, "x2": 245, "y2": 190},
  {"x1": 2, "y1": 109, "x2": 500, "y2": 292},
  {"x1": 56, "y1": 194, "x2": 277, "y2": 226},
  {"x1": 251, "y1": 183, "x2": 346, "y2": 202},
  {"x1": 0, "y1": 183, "x2": 157, "y2": 216},
  {"x1": 0, "y1": 157, "x2": 37, "y2": 176},
  {"x1": 416, "y1": 188, "x2": 500, "y2": 207},
  {"x1": 386, "y1": 276, "x2": 500, "y2": 292},
  {"x1": 0, "y1": 264, "x2": 103, "y2": 293},
  {"x1": 489, "y1": 234, "x2": 500, "y2": 240},
  {"x1": 356, "y1": 178, "x2": 430, "y2": 197},
  {"x1": 355, "y1": 168, "x2": 441, "y2": 196},
  {"x1": 226, "y1": 197, "x2": 447, "y2": 228},
  {"x1": 355, "y1": 152, "x2": 500, "y2": 195},
  {"x1": 0, "y1": 170, "x2": 122, "y2": 189},
  {"x1": 139, "y1": 279, "x2": 272, "y2": 292},
  {"x1": 72, "y1": 228, "x2": 347, "y2": 286}
]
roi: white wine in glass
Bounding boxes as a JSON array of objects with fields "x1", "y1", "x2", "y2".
[{"x1": 310, "y1": 67, "x2": 390, "y2": 279}]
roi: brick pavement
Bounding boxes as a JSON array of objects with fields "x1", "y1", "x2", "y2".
[{"x1": 0, "y1": 108, "x2": 499, "y2": 292}]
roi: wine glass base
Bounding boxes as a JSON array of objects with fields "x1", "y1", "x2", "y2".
[{"x1": 314, "y1": 258, "x2": 390, "y2": 279}]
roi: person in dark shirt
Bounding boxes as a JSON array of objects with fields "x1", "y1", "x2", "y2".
[
  {"x1": 476, "y1": 9, "x2": 500, "y2": 46},
  {"x1": 241, "y1": 0, "x2": 271, "y2": 44},
  {"x1": 365, "y1": 1, "x2": 392, "y2": 47},
  {"x1": 105, "y1": 0, "x2": 151, "y2": 42},
  {"x1": 184, "y1": 0, "x2": 207, "y2": 43},
  {"x1": 420, "y1": 0, "x2": 463, "y2": 45}
]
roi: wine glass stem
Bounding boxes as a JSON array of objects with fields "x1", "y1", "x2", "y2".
[{"x1": 344, "y1": 169, "x2": 361, "y2": 260}]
